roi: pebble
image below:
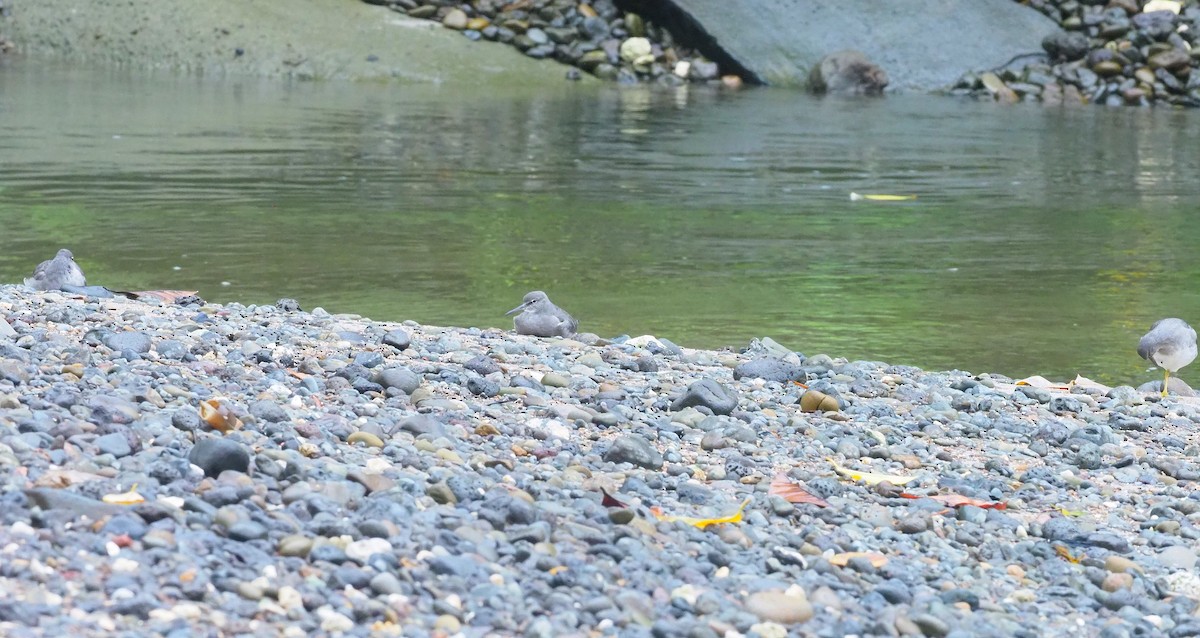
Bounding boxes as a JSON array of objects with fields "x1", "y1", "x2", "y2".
[
  {"x1": 744, "y1": 590, "x2": 814, "y2": 624},
  {"x1": 957, "y1": 0, "x2": 1200, "y2": 109},
  {"x1": 0, "y1": 285, "x2": 1195, "y2": 637}
]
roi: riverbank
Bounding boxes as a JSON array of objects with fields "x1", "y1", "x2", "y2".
[
  {"x1": 1, "y1": 285, "x2": 1198, "y2": 636},
  {"x1": 958, "y1": 0, "x2": 1200, "y2": 107},
  {"x1": 0, "y1": 0, "x2": 578, "y2": 85}
]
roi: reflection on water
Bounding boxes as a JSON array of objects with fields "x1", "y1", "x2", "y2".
[{"x1": 3, "y1": 62, "x2": 1200, "y2": 385}]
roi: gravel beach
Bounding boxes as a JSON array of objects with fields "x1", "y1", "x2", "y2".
[{"x1": 2, "y1": 285, "x2": 1200, "y2": 637}]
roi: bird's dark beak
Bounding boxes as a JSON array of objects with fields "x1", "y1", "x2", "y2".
[{"x1": 505, "y1": 302, "x2": 527, "y2": 316}]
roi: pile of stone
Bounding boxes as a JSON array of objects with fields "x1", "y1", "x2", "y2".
[
  {"x1": 956, "y1": 0, "x2": 1200, "y2": 107},
  {"x1": 366, "y1": 0, "x2": 739, "y2": 86}
]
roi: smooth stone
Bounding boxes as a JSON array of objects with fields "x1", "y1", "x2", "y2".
[
  {"x1": 376, "y1": 367, "x2": 421, "y2": 394},
  {"x1": 94, "y1": 432, "x2": 133, "y2": 458},
  {"x1": 442, "y1": 8, "x2": 468, "y2": 30},
  {"x1": 187, "y1": 438, "x2": 251, "y2": 478},
  {"x1": 227, "y1": 521, "x2": 269, "y2": 541},
  {"x1": 1157, "y1": 545, "x2": 1198, "y2": 570},
  {"x1": 744, "y1": 590, "x2": 814, "y2": 624},
  {"x1": 733, "y1": 358, "x2": 803, "y2": 383},
  {"x1": 382, "y1": 329, "x2": 411, "y2": 350},
  {"x1": 24, "y1": 488, "x2": 122, "y2": 520},
  {"x1": 104, "y1": 331, "x2": 153, "y2": 354},
  {"x1": 278, "y1": 535, "x2": 314, "y2": 557},
  {"x1": 346, "y1": 538, "x2": 393, "y2": 562},
  {"x1": 603, "y1": 434, "x2": 663, "y2": 469}
]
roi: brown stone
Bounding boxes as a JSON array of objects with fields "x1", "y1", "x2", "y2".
[
  {"x1": 1148, "y1": 48, "x2": 1190, "y2": 72},
  {"x1": 1092, "y1": 60, "x2": 1125, "y2": 77}
]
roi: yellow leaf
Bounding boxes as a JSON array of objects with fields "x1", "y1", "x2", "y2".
[
  {"x1": 828, "y1": 458, "x2": 917, "y2": 486},
  {"x1": 1055, "y1": 545, "x2": 1085, "y2": 563},
  {"x1": 651, "y1": 498, "x2": 752, "y2": 529},
  {"x1": 1058, "y1": 507, "x2": 1085, "y2": 517},
  {"x1": 850, "y1": 192, "x2": 917, "y2": 202},
  {"x1": 102, "y1": 483, "x2": 145, "y2": 505}
]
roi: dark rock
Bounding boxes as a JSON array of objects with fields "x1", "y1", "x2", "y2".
[
  {"x1": 375, "y1": 367, "x2": 421, "y2": 394},
  {"x1": 227, "y1": 521, "x2": 269, "y2": 542},
  {"x1": 672, "y1": 379, "x2": 737, "y2": 415},
  {"x1": 188, "y1": 438, "x2": 251, "y2": 477},
  {"x1": 467, "y1": 376, "x2": 500, "y2": 397},
  {"x1": 1043, "y1": 30, "x2": 1090, "y2": 61},
  {"x1": 464, "y1": 355, "x2": 500, "y2": 376},
  {"x1": 171, "y1": 408, "x2": 202, "y2": 432},
  {"x1": 603, "y1": 434, "x2": 663, "y2": 469},
  {"x1": 249, "y1": 400, "x2": 288, "y2": 423}
]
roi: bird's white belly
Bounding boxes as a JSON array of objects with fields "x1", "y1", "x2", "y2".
[{"x1": 1156, "y1": 343, "x2": 1198, "y2": 372}]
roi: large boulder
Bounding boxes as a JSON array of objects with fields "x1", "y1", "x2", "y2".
[{"x1": 665, "y1": 0, "x2": 1061, "y2": 91}]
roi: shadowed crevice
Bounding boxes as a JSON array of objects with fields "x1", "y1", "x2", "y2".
[{"x1": 614, "y1": 0, "x2": 763, "y2": 84}]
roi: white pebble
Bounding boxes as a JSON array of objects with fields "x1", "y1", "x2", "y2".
[{"x1": 111, "y1": 557, "x2": 140, "y2": 572}]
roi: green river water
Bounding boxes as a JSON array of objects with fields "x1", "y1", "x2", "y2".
[{"x1": 3, "y1": 62, "x2": 1200, "y2": 385}]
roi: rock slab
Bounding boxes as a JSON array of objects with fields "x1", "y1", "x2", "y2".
[{"x1": 667, "y1": 0, "x2": 1061, "y2": 90}]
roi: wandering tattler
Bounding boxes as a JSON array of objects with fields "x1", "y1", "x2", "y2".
[
  {"x1": 24, "y1": 248, "x2": 86, "y2": 291},
  {"x1": 506, "y1": 291, "x2": 578, "y2": 338},
  {"x1": 1137, "y1": 317, "x2": 1197, "y2": 397}
]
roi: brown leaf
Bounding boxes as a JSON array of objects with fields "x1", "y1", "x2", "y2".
[
  {"x1": 829, "y1": 551, "x2": 888, "y2": 568},
  {"x1": 769, "y1": 473, "x2": 830, "y2": 508},
  {"x1": 33, "y1": 469, "x2": 108, "y2": 488}
]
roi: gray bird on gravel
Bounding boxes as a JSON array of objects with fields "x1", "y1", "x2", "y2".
[
  {"x1": 24, "y1": 248, "x2": 86, "y2": 292},
  {"x1": 506, "y1": 290, "x2": 577, "y2": 338},
  {"x1": 1138, "y1": 317, "x2": 1197, "y2": 397}
]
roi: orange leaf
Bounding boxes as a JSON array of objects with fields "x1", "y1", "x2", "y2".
[
  {"x1": 1055, "y1": 545, "x2": 1084, "y2": 563},
  {"x1": 769, "y1": 473, "x2": 830, "y2": 508},
  {"x1": 899, "y1": 492, "x2": 1007, "y2": 510}
]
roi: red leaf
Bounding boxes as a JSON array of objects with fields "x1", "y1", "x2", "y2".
[
  {"x1": 900, "y1": 492, "x2": 1007, "y2": 510},
  {"x1": 769, "y1": 473, "x2": 830, "y2": 508},
  {"x1": 600, "y1": 488, "x2": 628, "y2": 508}
]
